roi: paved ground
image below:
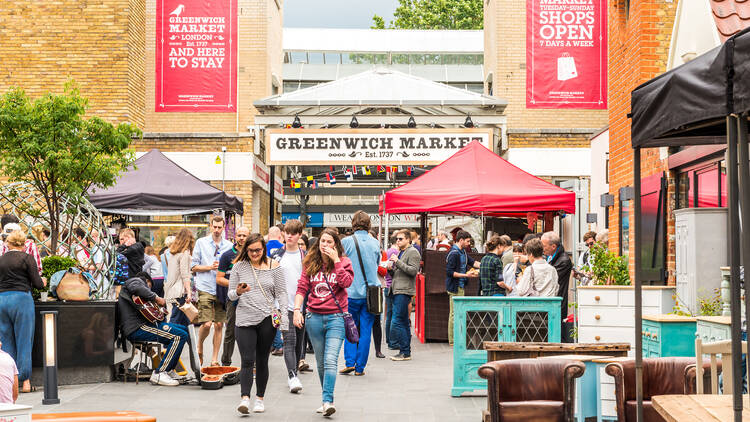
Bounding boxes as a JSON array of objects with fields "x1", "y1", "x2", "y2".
[{"x1": 16, "y1": 328, "x2": 486, "y2": 421}]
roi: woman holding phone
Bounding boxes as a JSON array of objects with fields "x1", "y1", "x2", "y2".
[
  {"x1": 294, "y1": 228, "x2": 354, "y2": 417},
  {"x1": 228, "y1": 233, "x2": 287, "y2": 415}
]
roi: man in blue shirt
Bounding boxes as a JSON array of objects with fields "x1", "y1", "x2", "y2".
[
  {"x1": 445, "y1": 230, "x2": 480, "y2": 345},
  {"x1": 191, "y1": 215, "x2": 233, "y2": 366},
  {"x1": 340, "y1": 211, "x2": 381, "y2": 375}
]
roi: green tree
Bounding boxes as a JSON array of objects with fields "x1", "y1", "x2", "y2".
[
  {"x1": 372, "y1": 0, "x2": 483, "y2": 30},
  {"x1": 0, "y1": 82, "x2": 140, "y2": 251}
]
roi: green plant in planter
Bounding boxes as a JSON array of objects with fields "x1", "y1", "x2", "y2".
[
  {"x1": 588, "y1": 244, "x2": 631, "y2": 285},
  {"x1": 33, "y1": 255, "x2": 79, "y2": 299}
]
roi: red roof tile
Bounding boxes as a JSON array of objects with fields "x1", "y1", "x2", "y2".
[{"x1": 711, "y1": 0, "x2": 750, "y2": 41}]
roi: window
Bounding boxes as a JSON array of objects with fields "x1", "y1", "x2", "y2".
[
  {"x1": 619, "y1": 187, "x2": 632, "y2": 258},
  {"x1": 676, "y1": 161, "x2": 726, "y2": 210}
]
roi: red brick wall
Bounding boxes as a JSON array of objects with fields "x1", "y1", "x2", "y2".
[{"x1": 608, "y1": 0, "x2": 677, "y2": 283}]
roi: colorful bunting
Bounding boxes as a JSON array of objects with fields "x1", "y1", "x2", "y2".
[
  {"x1": 293, "y1": 181, "x2": 301, "y2": 192},
  {"x1": 326, "y1": 173, "x2": 337, "y2": 184},
  {"x1": 364, "y1": 166, "x2": 372, "y2": 175},
  {"x1": 377, "y1": 165, "x2": 385, "y2": 173},
  {"x1": 406, "y1": 166, "x2": 413, "y2": 176},
  {"x1": 306, "y1": 175, "x2": 314, "y2": 186},
  {"x1": 345, "y1": 170, "x2": 353, "y2": 181}
]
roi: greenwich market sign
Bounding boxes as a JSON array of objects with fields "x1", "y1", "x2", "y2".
[{"x1": 266, "y1": 129, "x2": 493, "y2": 165}]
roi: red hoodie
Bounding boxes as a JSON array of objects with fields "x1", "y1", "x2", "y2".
[{"x1": 296, "y1": 257, "x2": 354, "y2": 314}]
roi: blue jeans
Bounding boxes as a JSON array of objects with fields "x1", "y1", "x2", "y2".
[
  {"x1": 391, "y1": 294, "x2": 412, "y2": 356},
  {"x1": 305, "y1": 312, "x2": 345, "y2": 404},
  {"x1": 0, "y1": 291, "x2": 34, "y2": 382},
  {"x1": 344, "y1": 298, "x2": 375, "y2": 372},
  {"x1": 385, "y1": 289, "x2": 395, "y2": 348},
  {"x1": 273, "y1": 329, "x2": 283, "y2": 349},
  {"x1": 128, "y1": 322, "x2": 188, "y2": 372}
]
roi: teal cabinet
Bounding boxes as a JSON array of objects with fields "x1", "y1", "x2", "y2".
[
  {"x1": 641, "y1": 315, "x2": 696, "y2": 357},
  {"x1": 451, "y1": 296, "x2": 562, "y2": 396}
]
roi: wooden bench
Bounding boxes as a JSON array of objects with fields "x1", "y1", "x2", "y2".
[
  {"x1": 483, "y1": 341, "x2": 630, "y2": 362},
  {"x1": 32, "y1": 411, "x2": 156, "y2": 421}
]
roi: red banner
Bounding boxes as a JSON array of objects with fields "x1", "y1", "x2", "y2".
[
  {"x1": 526, "y1": 0, "x2": 607, "y2": 109},
  {"x1": 155, "y1": 0, "x2": 237, "y2": 112}
]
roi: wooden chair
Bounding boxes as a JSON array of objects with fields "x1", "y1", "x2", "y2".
[{"x1": 694, "y1": 338, "x2": 749, "y2": 395}]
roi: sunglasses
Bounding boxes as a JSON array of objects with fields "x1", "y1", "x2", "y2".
[
  {"x1": 396, "y1": 237, "x2": 405, "y2": 241},
  {"x1": 248, "y1": 247, "x2": 263, "y2": 254},
  {"x1": 585, "y1": 241, "x2": 595, "y2": 246}
]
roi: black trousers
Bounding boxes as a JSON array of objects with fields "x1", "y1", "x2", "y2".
[{"x1": 235, "y1": 317, "x2": 276, "y2": 398}]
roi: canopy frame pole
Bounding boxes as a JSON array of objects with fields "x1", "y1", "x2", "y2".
[
  {"x1": 269, "y1": 165, "x2": 276, "y2": 226},
  {"x1": 379, "y1": 191, "x2": 385, "y2": 248},
  {"x1": 481, "y1": 212, "x2": 486, "y2": 251},
  {"x1": 727, "y1": 114, "x2": 744, "y2": 421},
  {"x1": 633, "y1": 147, "x2": 643, "y2": 422},
  {"x1": 739, "y1": 112, "x2": 750, "y2": 409}
]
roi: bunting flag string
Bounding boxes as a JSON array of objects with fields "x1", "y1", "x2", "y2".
[{"x1": 286, "y1": 164, "x2": 429, "y2": 189}]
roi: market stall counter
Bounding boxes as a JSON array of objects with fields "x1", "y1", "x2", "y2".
[{"x1": 31, "y1": 300, "x2": 116, "y2": 385}]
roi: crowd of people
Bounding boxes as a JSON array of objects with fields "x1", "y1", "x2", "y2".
[
  {"x1": 113, "y1": 211, "x2": 417, "y2": 418},
  {"x1": 0, "y1": 206, "x2": 608, "y2": 417}
]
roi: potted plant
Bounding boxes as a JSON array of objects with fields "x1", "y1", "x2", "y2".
[
  {"x1": 586, "y1": 244, "x2": 631, "y2": 285},
  {"x1": 35, "y1": 255, "x2": 79, "y2": 300}
]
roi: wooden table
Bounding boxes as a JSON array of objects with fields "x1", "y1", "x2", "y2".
[
  {"x1": 483, "y1": 341, "x2": 630, "y2": 362},
  {"x1": 652, "y1": 394, "x2": 750, "y2": 422}
]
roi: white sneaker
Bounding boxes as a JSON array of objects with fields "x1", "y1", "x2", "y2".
[
  {"x1": 316, "y1": 405, "x2": 324, "y2": 413},
  {"x1": 237, "y1": 398, "x2": 250, "y2": 414},
  {"x1": 288, "y1": 376, "x2": 303, "y2": 393},
  {"x1": 149, "y1": 371, "x2": 179, "y2": 386},
  {"x1": 322, "y1": 402, "x2": 336, "y2": 417},
  {"x1": 253, "y1": 398, "x2": 265, "y2": 413},
  {"x1": 167, "y1": 370, "x2": 185, "y2": 380}
]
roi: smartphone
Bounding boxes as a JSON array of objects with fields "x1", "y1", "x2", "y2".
[{"x1": 239, "y1": 283, "x2": 248, "y2": 288}]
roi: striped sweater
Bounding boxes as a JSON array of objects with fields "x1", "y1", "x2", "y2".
[{"x1": 228, "y1": 261, "x2": 288, "y2": 330}]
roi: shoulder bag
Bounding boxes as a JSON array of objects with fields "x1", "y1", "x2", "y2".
[
  {"x1": 353, "y1": 235, "x2": 383, "y2": 314},
  {"x1": 250, "y1": 264, "x2": 282, "y2": 328},
  {"x1": 321, "y1": 273, "x2": 359, "y2": 344}
]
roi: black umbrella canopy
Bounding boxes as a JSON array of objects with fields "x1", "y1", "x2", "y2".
[
  {"x1": 88, "y1": 149, "x2": 243, "y2": 215},
  {"x1": 630, "y1": 26, "x2": 750, "y2": 148}
]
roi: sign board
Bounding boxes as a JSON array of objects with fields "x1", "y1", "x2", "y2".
[
  {"x1": 324, "y1": 213, "x2": 421, "y2": 228},
  {"x1": 526, "y1": 0, "x2": 607, "y2": 109},
  {"x1": 155, "y1": 0, "x2": 238, "y2": 112},
  {"x1": 266, "y1": 129, "x2": 493, "y2": 165},
  {"x1": 252, "y1": 157, "x2": 283, "y2": 200}
]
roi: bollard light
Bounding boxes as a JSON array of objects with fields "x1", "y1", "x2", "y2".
[{"x1": 41, "y1": 311, "x2": 60, "y2": 405}]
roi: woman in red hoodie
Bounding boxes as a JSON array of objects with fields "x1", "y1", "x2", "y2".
[{"x1": 293, "y1": 228, "x2": 353, "y2": 417}]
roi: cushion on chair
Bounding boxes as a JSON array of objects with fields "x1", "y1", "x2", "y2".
[
  {"x1": 497, "y1": 401, "x2": 565, "y2": 422},
  {"x1": 496, "y1": 359, "x2": 566, "y2": 401},
  {"x1": 625, "y1": 400, "x2": 667, "y2": 422}
]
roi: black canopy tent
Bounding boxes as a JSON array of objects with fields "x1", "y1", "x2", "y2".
[
  {"x1": 631, "y1": 27, "x2": 750, "y2": 422},
  {"x1": 88, "y1": 149, "x2": 243, "y2": 215}
]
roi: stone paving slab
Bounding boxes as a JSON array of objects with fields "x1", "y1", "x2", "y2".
[{"x1": 16, "y1": 333, "x2": 485, "y2": 421}]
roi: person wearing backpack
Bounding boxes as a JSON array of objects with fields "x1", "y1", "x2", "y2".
[{"x1": 445, "y1": 230, "x2": 480, "y2": 345}]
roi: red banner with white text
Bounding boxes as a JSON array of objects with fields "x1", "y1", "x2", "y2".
[
  {"x1": 526, "y1": 0, "x2": 607, "y2": 109},
  {"x1": 155, "y1": 0, "x2": 237, "y2": 112}
]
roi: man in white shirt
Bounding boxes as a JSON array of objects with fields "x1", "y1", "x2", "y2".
[
  {"x1": 272, "y1": 219, "x2": 306, "y2": 393},
  {"x1": 191, "y1": 215, "x2": 233, "y2": 366}
]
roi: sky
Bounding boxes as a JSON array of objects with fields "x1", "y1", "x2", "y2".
[{"x1": 283, "y1": 0, "x2": 399, "y2": 28}]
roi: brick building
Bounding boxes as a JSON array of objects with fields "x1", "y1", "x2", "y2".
[
  {"x1": 606, "y1": 0, "x2": 749, "y2": 284},
  {"x1": 483, "y1": 0, "x2": 609, "y2": 258},
  {"x1": 0, "y1": 0, "x2": 283, "y2": 235}
]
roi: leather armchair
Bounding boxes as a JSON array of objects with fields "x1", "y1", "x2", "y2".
[
  {"x1": 605, "y1": 357, "x2": 720, "y2": 422},
  {"x1": 478, "y1": 358, "x2": 586, "y2": 422}
]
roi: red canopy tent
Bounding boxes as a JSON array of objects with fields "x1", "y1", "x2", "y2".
[
  {"x1": 381, "y1": 141, "x2": 575, "y2": 215},
  {"x1": 380, "y1": 141, "x2": 576, "y2": 342}
]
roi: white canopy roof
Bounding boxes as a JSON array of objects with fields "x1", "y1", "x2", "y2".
[
  {"x1": 254, "y1": 68, "x2": 505, "y2": 108},
  {"x1": 283, "y1": 28, "x2": 483, "y2": 54}
]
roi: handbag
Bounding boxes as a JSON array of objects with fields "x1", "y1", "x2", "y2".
[
  {"x1": 321, "y1": 274, "x2": 359, "y2": 344},
  {"x1": 250, "y1": 265, "x2": 282, "y2": 328},
  {"x1": 352, "y1": 235, "x2": 383, "y2": 315},
  {"x1": 178, "y1": 300, "x2": 199, "y2": 322}
]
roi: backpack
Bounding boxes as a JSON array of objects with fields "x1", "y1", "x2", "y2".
[{"x1": 113, "y1": 253, "x2": 130, "y2": 285}]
